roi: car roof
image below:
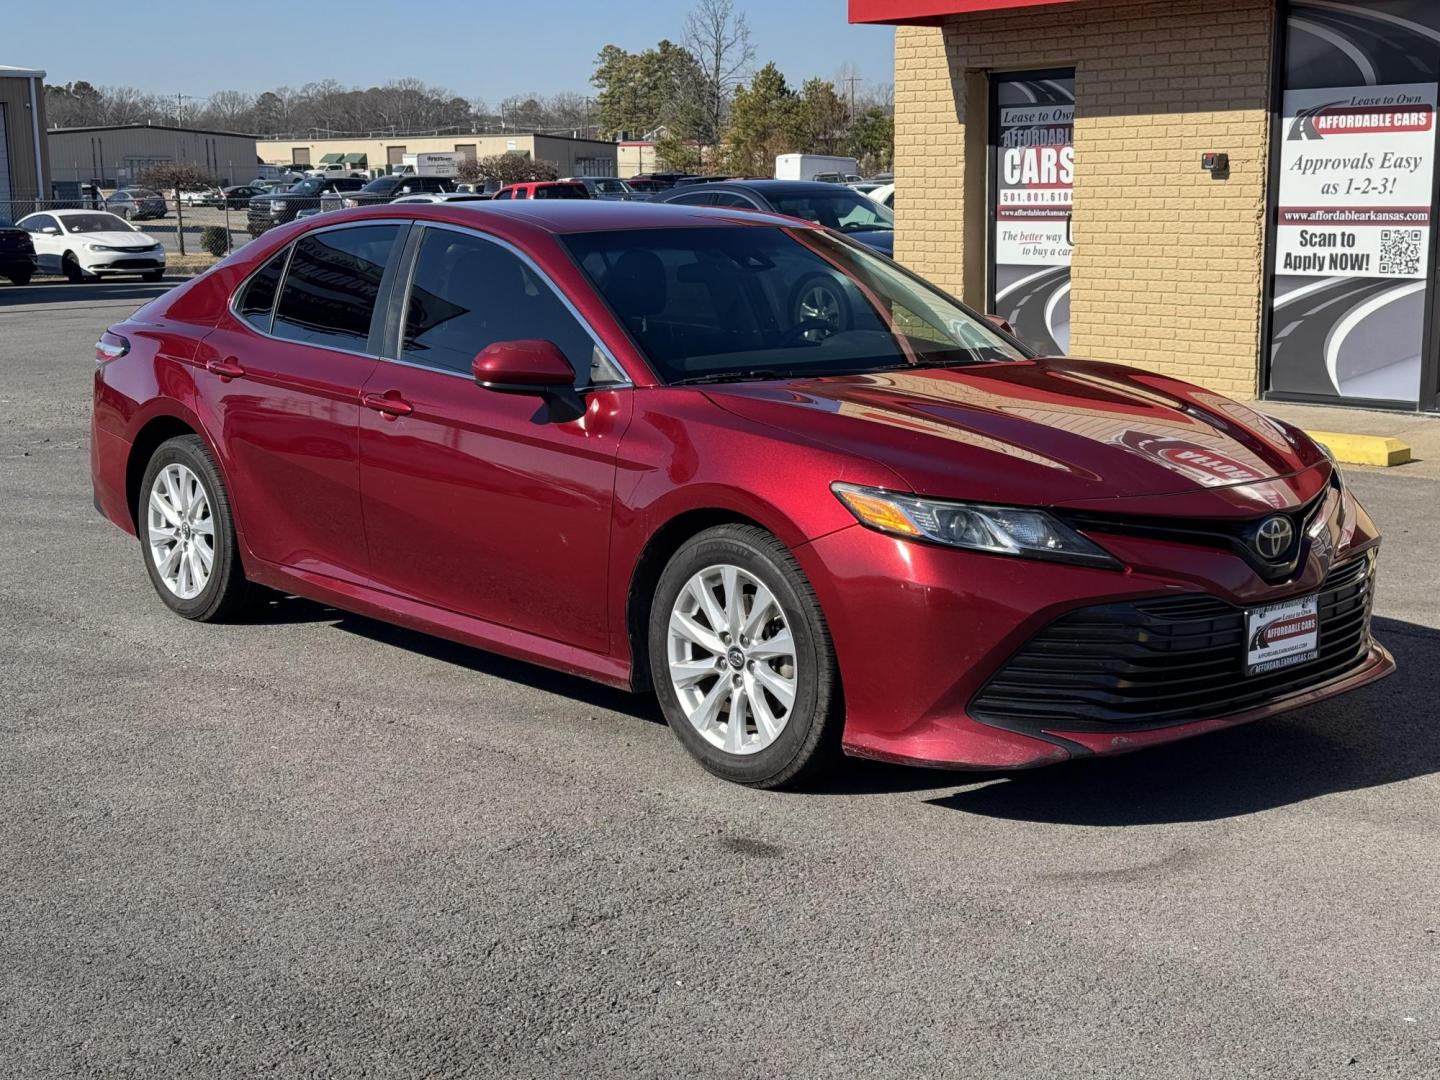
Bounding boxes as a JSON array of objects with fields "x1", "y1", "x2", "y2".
[
  {"x1": 41, "y1": 208, "x2": 128, "y2": 217},
  {"x1": 703, "y1": 179, "x2": 861, "y2": 196},
  {"x1": 327, "y1": 198, "x2": 805, "y2": 237}
]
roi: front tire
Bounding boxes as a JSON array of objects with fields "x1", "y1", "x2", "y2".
[
  {"x1": 62, "y1": 253, "x2": 87, "y2": 283},
  {"x1": 649, "y1": 525, "x2": 841, "y2": 788},
  {"x1": 138, "y1": 435, "x2": 254, "y2": 622}
]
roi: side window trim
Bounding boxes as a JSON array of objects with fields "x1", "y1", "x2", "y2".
[
  {"x1": 229, "y1": 219, "x2": 408, "y2": 358},
  {"x1": 386, "y1": 221, "x2": 632, "y2": 388}
]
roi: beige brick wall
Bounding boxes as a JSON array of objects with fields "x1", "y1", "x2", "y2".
[{"x1": 894, "y1": 0, "x2": 1274, "y2": 398}]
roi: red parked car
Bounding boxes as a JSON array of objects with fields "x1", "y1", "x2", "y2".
[
  {"x1": 90, "y1": 201, "x2": 1394, "y2": 788},
  {"x1": 490, "y1": 181, "x2": 589, "y2": 201}
]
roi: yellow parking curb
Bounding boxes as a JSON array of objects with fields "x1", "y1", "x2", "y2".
[{"x1": 1306, "y1": 430, "x2": 1412, "y2": 468}]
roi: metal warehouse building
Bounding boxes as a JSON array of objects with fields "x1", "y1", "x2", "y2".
[
  {"x1": 853, "y1": 0, "x2": 1440, "y2": 413},
  {"x1": 47, "y1": 124, "x2": 261, "y2": 188},
  {"x1": 0, "y1": 64, "x2": 50, "y2": 206},
  {"x1": 257, "y1": 132, "x2": 618, "y2": 177}
]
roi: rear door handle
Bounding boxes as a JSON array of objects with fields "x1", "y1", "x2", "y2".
[
  {"x1": 205, "y1": 357, "x2": 245, "y2": 380},
  {"x1": 362, "y1": 391, "x2": 413, "y2": 418}
]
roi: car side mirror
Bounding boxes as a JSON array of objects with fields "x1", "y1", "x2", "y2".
[
  {"x1": 473, "y1": 339, "x2": 575, "y2": 392},
  {"x1": 42, "y1": 226, "x2": 60, "y2": 235},
  {"x1": 985, "y1": 313, "x2": 1014, "y2": 336},
  {"x1": 473, "y1": 340, "x2": 581, "y2": 421}
]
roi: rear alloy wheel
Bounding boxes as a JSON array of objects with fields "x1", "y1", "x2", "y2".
[
  {"x1": 650, "y1": 525, "x2": 841, "y2": 788},
  {"x1": 138, "y1": 435, "x2": 254, "y2": 621}
]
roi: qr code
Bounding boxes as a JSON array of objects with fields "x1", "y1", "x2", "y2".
[{"x1": 1379, "y1": 229, "x2": 1422, "y2": 276}]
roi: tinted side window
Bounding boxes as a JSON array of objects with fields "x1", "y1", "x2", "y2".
[
  {"x1": 670, "y1": 192, "x2": 715, "y2": 206},
  {"x1": 237, "y1": 248, "x2": 288, "y2": 332},
  {"x1": 272, "y1": 225, "x2": 401, "y2": 350},
  {"x1": 710, "y1": 192, "x2": 756, "y2": 208},
  {"x1": 401, "y1": 228, "x2": 616, "y2": 384}
]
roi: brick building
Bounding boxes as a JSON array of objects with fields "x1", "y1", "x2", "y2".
[{"x1": 851, "y1": 0, "x2": 1440, "y2": 413}]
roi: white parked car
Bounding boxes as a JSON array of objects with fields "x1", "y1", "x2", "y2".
[
  {"x1": 868, "y1": 183, "x2": 894, "y2": 210},
  {"x1": 15, "y1": 209, "x2": 166, "y2": 282},
  {"x1": 178, "y1": 188, "x2": 221, "y2": 207},
  {"x1": 389, "y1": 192, "x2": 492, "y2": 204}
]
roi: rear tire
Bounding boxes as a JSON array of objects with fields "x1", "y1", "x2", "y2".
[
  {"x1": 138, "y1": 435, "x2": 255, "y2": 622},
  {"x1": 648, "y1": 524, "x2": 842, "y2": 788}
]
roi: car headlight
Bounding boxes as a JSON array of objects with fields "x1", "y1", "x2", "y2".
[
  {"x1": 87, "y1": 243, "x2": 115, "y2": 252},
  {"x1": 270, "y1": 200, "x2": 285, "y2": 211},
  {"x1": 832, "y1": 482, "x2": 1120, "y2": 568}
]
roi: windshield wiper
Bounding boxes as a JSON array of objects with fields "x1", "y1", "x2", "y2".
[{"x1": 671, "y1": 369, "x2": 785, "y2": 386}]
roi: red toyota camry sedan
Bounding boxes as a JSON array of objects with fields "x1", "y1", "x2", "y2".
[{"x1": 90, "y1": 201, "x2": 1394, "y2": 788}]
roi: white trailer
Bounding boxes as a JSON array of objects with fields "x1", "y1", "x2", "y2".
[
  {"x1": 774, "y1": 154, "x2": 860, "y2": 182},
  {"x1": 398, "y1": 152, "x2": 462, "y2": 177}
]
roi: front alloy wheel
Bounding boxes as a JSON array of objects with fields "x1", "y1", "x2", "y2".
[
  {"x1": 667, "y1": 563, "x2": 798, "y2": 755},
  {"x1": 649, "y1": 524, "x2": 841, "y2": 788}
]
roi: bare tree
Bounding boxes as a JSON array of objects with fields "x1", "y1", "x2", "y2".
[{"x1": 682, "y1": 0, "x2": 755, "y2": 148}]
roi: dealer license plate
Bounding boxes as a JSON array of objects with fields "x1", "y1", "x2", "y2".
[{"x1": 1245, "y1": 594, "x2": 1319, "y2": 676}]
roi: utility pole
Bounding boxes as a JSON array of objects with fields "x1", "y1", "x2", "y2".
[
  {"x1": 841, "y1": 75, "x2": 862, "y2": 125},
  {"x1": 174, "y1": 92, "x2": 193, "y2": 127}
]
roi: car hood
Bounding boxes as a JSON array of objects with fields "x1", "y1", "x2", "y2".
[
  {"x1": 849, "y1": 229, "x2": 893, "y2": 256},
  {"x1": 76, "y1": 231, "x2": 159, "y2": 247},
  {"x1": 702, "y1": 355, "x2": 1331, "y2": 515}
]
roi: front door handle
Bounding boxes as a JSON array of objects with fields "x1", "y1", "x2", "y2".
[
  {"x1": 362, "y1": 391, "x2": 413, "y2": 418},
  {"x1": 205, "y1": 357, "x2": 245, "y2": 381}
]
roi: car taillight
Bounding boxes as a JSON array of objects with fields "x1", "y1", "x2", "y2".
[{"x1": 95, "y1": 331, "x2": 129, "y2": 364}]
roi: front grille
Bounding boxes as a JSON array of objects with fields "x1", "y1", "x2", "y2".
[{"x1": 971, "y1": 554, "x2": 1375, "y2": 732}]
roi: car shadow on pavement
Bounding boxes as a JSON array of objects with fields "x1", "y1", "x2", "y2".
[
  {"x1": 922, "y1": 616, "x2": 1438, "y2": 825},
  {"x1": 332, "y1": 610, "x2": 666, "y2": 725}
]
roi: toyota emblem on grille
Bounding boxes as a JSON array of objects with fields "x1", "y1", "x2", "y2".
[{"x1": 1255, "y1": 515, "x2": 1294, "y2": 560}]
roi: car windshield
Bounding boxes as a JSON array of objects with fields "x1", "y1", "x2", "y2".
[
  {"x1": 62, "y1": 213, "x2": 135, "y2": 234},
  {"x1": 361, "y1": 177, "x2": 400, "y2": 192},
  {"x1": 287, "y1": 179, "x2": 323, "y2": 195},
  {"x1": 564, "y1": 226, "x2": 1026, "y2": 384},
  {"x1": 766, "y1": 190, "x2": 894, "y2": 233}
]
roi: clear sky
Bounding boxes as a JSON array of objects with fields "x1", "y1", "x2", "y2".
[{"x1": 8, "y1": 0, "x2": 895, "y2": 103}]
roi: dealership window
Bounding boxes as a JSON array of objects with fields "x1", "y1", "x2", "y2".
[
  {"x1": 1266, "y1": 0, "x2": 1440, "y2": 410},
  {"x1": 272, "y1": 225, "x2": 401, "y2": 350},
  {"x1": 989, "y1": 70, "x2": 1074, "y2": 357}
]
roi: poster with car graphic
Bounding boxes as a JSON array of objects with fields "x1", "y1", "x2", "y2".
[
  {"x1": 991, "y1": 73, "x2": 1074, "y2": 356},
  {"x1": 1268, "y1": 0, "x2": 1440, "y2": 405}
]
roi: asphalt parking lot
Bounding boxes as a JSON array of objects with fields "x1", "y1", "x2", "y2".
[{"x1": 2, "y1": 282, "x2": 1437, "y2": 1079}]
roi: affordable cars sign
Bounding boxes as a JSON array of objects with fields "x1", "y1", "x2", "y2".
[
  {"x1": 991, "y1": 73, "x2": 1075, "y2": 357},
  {"x1": 1274, "y1": 83, "x2": 1436, "y2": 281},
  {"x1": 1267, "y1": 0, "x2": 1440, "y2": 407}
]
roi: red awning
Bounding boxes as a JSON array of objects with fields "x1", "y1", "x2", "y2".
[{"x1": 849, "y1": 0, "x2": 1080, "y2": 24}]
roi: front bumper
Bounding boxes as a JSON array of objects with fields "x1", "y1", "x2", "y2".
[{"x1": 796, "y1": 488, "x2": 1392, "y2": 770}]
